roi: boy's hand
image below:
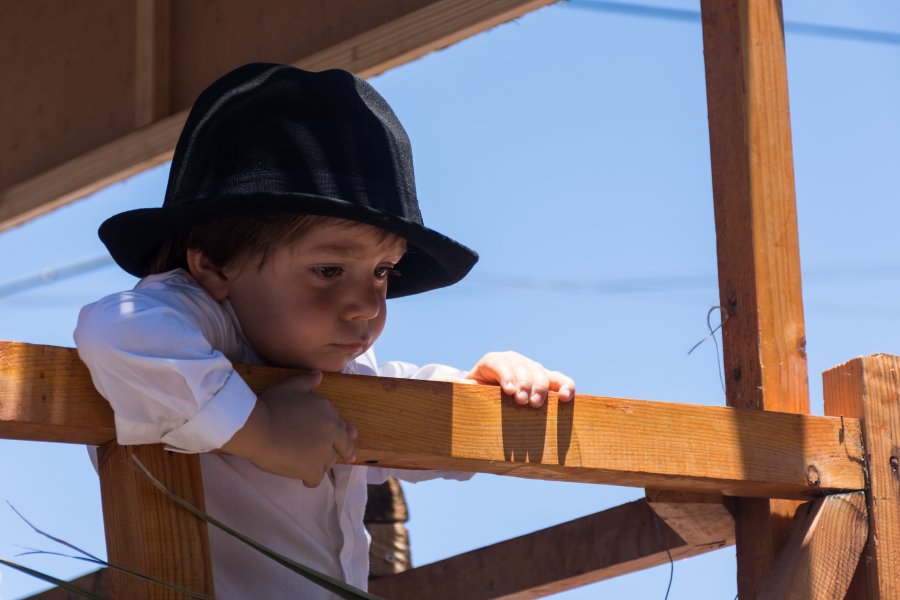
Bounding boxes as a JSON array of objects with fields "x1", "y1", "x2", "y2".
[
  {"x1": 221, "y1": 371, "x2": 357, "y2": 487},
  {"x1": 464, "y1": 351, "x2": 575, "y2": 408}
]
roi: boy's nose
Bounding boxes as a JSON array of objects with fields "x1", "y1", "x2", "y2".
[{"x1": 340, "y1": 280, "x2": 382, "y2": 321}]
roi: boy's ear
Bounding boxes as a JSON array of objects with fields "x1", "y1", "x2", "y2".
[{"x1": 187, "y1": 249, "x2": 230, "y2": 301}]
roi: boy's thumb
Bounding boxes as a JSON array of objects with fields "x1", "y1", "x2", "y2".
[{"x1": 299, "y1": 370, "x2": 324, "y2": 390}]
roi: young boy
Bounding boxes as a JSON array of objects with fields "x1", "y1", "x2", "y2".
[{"x1": 75, "y1": 63, "x2": 575, "y2": 599}]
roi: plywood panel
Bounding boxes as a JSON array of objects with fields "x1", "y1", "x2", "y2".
[
  {"x1": 1, "y1": 0, "x2": 553, "y2": 233},
  {"x1": 1, "y1": 0, "x2": 136, "y2": 189},
  {"x1": 170, "y1": 0, "x2": 433, "y2": 111}
]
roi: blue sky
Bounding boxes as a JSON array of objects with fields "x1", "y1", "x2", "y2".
[{"x1": 1, "y1": 1, "x2": 899, "y2": 598}]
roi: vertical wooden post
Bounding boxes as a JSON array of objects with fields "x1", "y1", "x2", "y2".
[
  {"x1": 824, "y1": 355, "x2": 900, "y2": 599},
  {"x1": 700, "y1": 0, "x2": 809, "y2": 597},
  {"x1": 135, "y1": 0, "x2": 171, "y2": 127},
  {"x1": 98, "y1": 442, "x2": 213, "y2": 599}
]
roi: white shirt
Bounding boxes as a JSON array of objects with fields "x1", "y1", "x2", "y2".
[{"x1": 74, "y1": 269, "x2": 470, "y2": 599}]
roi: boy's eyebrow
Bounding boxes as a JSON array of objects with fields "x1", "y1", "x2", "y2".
[{"x1": 303, "y1": 241, "x2": 406, "y2": 258}]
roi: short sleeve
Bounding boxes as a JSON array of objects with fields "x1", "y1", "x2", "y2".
[{"x1": 74, "y1": 274, "x2": 257, "y2": 452}]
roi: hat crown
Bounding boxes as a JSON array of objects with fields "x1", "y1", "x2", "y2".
[
  {"x1": 99, "y1": 63, "x2": 477, "y2": 296},
  {"x1": 164, "y1": 63, "x2": 422, "y2": 224}
]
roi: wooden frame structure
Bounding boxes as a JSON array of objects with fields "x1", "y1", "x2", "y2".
[{"x1": 1, "y1": 1, "x2": 897, "y2": 598}]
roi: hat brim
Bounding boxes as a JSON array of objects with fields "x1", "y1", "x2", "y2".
[{"x1": 99, "y1": 193, "x2": 478, "y2": 299}]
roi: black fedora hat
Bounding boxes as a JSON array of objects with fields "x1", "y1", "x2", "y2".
[{"x1": 99, "y1": 63, "x2": 477, "y2": 298}]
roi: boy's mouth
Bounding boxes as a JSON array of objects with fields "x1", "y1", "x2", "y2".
[{"x1": 329, "y1": 341, "x2": 368, "y2": 354}]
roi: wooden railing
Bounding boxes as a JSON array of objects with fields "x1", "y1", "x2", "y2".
[{"x1": 2, "y1": 342, "x2": 897, "y2": 598}]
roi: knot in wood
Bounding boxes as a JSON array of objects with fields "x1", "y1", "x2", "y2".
[
  {"x1": 806, "y1": 465, "x2": 820, "y2": 487},
  {"x1": 890, "y1": 456, "x2": 899, "y2": 473},
  {"x1": 731, "y1": 363, "x2": 742, "y2": 383}
]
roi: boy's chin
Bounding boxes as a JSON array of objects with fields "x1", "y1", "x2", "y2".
[{"x1": 276, "y1": 357, "x2": 354, "y2": 373}]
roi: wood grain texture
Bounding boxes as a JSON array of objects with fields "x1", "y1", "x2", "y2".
[
  {"x1": 369, "y1": 499, "x2": 725, "y2": 600},
  {"x1": 645, "y1": 489, "x2": 735, "y2": 546},
  {"x1": 135, "y1": 0, "x2": 171, "y2": 127},
  {"x1": 0, "y1": 341, "x2": 865, "y2": 497},
  {"x1": 0, "y1": 0, "x2": 553, "y2": 233},
  {"x1": 241, "y1": 365, "x2": 862, "y2": 498},
  {"x1": 21, "y1": 568, "x2": 110, "y2": 600},
  {"x1": 700, "y1": 0, "x2": 809, "y2": 595},
  {"x1": 0, "y1": 341, "x2": 115, "y2": 444},
  {"x1": 824, "y1": 355, "x2": 900, "y2": 600},
  {"x1": 368, "y1": 522, "x2": 412, "y2": 578},
  {"x1": 1, "y1": 0, "x2": 136, "y2": 189},
  {"x1": 756, "y1": 493, "x2": 868, "y2": 600},
  {"x1": 293, "y1": 0, "x2": 555, "y2": 80},
  {"x1": 98, "y1": 442, "x2": 213, "y2": 599}
]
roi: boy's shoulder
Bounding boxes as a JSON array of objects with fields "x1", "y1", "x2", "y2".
[
  {"x1": 81, "y1": 269, "x2": 217, "y2": 323},
  {"x1": 76, "y1": 268, "x2": 245, "y2": 360}
]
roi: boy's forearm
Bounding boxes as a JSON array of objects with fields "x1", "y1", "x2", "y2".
[
  {"x1": 218, "y1": 374, "x2": 356, "y2": 486},
  {"x1": 219, "y1": 396, "x2": 272, "y2": 463}
]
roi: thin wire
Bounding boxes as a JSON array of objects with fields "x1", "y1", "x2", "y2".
[
  {"x1": 687, "y1": 306, "x2": 727, "y2": 396},
  {"x1": 0, "y1": 255, "x2": 115, "y2": 299},
  {"x1": 565, "y1": 0, "x2": 900, "y2": 47},
  {"x1": 651, "y1": 511, "x2": 675, "y2": 600}
]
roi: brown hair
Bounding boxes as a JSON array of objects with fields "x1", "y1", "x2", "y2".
[{"x1": 150, "y1": 213, "x2": 403, "y2": 274}]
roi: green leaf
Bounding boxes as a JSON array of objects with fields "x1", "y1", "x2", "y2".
[
  {"x1": 7, "y1": 502, "x2": 214, "y2": 600},
  {"x1": 0, "y1": 557, "x2": 109, "y2": 600}
]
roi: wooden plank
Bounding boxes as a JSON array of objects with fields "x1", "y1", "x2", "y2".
[
  {"x1": 645, "y1": 489, "x2": 734, "y2": 546},
  {"x1": 167, "y1": 0, "x2": 433, "y2": 111},
  {"x1": 0, "y1": 0, "x2": 553, "y2": 233},
  {"x1": 368, "y1": 522, "x2": 412, "y2": 578},
  {"x1": 824, "y1": 355, "x2": 900, "y2": 600},
  {"x1": 756, "y1": 492, "x2": 868, "y2": 600},
  {"x1": 369, "y1": 499, "x2": 726, "y2": 600},
  {"x1": 366, "y1": 477, "x2": 412, "y2": 577},
  {"x1": 97, "y1": 442, "x2": 213, "y2": 599},
  {"x1": 0, "y1": 342, "x2": 865, "y2": 498},
  {"x1": 21, "y1": 568, "x2": 109, "y2": 600},
  {"x1": 135, "y1": 0, "x2": 171, "y2": 127},
  {"x1": 0, "y1": 113, "x2": 183, "y2": 235},
  {"x1": 293, "y1": 0, "x2": 554, "y2": 81},
  {"x1": 0, "y1": 342, "x2": 116, "y2": 445},
  {"x1": 0, "y1": 1, "x2": 136, "y2": 190},
  {"x1": 700, "y1": 1, "x2": 809, "y2": 596}
]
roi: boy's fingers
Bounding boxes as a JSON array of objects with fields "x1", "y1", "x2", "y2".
[
  {"x1": 512, "y1": 363, "x2": 534, "y2": 405},
  {"x1": 529, "y1": 371, "x2": 551, "y2": 408},
  {"x1": 549, "y1": 371, "x2": 576, "y2": 401},
  {"x1": 302, "y1": 473, "x2": 324, "y2": 488},
  {"x1": 291, "y1": 370, "x2": 323, "y2": 392},
  {"x1": 479, "y1": 360, "x2": 517, "y2": 396}
]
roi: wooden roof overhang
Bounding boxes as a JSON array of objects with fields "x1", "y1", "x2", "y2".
[{"x1": 0, "y1": 0, "x2": 553, "y2": 231}]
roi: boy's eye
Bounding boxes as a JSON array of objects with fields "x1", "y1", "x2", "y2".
[
  {"x1": 313, "y1": 266, "x2": 343, "y2": 279},
  {"x1": 374, "y1": 266, "x2": 401, "y2": 281}
]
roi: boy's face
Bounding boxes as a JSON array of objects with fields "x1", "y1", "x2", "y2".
[{"x1": 217, "y1": 219, "x2": 406, "y2": 372}]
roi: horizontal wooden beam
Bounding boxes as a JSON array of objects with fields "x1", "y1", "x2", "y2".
[
  {"x1": 0, "y1": 342, "x2": 865, "y2": 498},
  {"x1": 645, "y1": 489, "x2": 735, "y2": 546},
  {"x1": 369, "y1": 499, "x2": 726, "y2": 599},
  {"x1": 22, "y1": 568, "x2": 110, "y2": 600},
  {"x1": 0, "y1": 0, "x2": 553, "y2": 232}
]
